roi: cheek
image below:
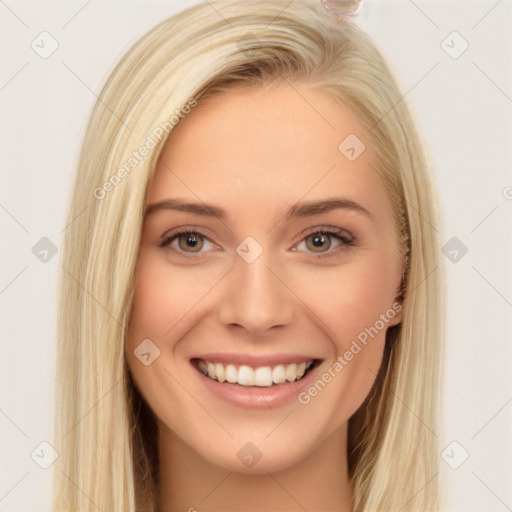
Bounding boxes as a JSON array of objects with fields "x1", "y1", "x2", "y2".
[
  {"x1": 126, "y1": 295, "x2": 169, "y2": 363},
  {"x1": 292, "y1": 253, "x2": 398, "y2": 416},
  {"x1": 295, "y1": 253, "x2": 399, "y2": 344},
  {"x1": 127, "y1": 254, "x2": 216, "y2": 346},
  {"x1": 128, "y1": 275, "x2": 178, "y2": 342},
  {"x1": 125, "y1": 256, "x2": 207, "y2": 421}
]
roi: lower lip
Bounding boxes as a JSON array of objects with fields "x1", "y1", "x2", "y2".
[{"x1": 191, "y1": 360, "x2": 322, "y2": 410}]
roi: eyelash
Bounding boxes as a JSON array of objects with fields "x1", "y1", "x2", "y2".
[{"x1": 157, "y1": 226, "x2": 355, "y2": 259}]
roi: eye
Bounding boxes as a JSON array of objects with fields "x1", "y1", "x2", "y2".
[
  {"x1": 293, "y1": 227, "x2": 354, "y2": 257},
  {"x1": 157, "y1": 228, "x2": 218, "y2": 254},
  {"x1": 157, "y1": 226, "x2": 355, "y2": 258}
]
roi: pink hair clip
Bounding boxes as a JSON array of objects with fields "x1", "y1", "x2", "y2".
[{"x1": 320, "y1": 0, "x2": 362, "y2": 16}]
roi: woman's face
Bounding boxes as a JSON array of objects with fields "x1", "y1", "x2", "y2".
[{"x1": 126, "y1": 83, "x2": 404, "y2": 473}]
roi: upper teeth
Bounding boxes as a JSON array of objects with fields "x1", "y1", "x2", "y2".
[{"x1": 198, "y1": 359, "x2": 315, "y2": 387}]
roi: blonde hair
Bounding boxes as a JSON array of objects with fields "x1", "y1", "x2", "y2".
[{"x1": 52, "y1": 1, "x2": 444, "y2": 510}]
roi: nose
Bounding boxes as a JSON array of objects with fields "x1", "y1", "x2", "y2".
[{"x1": 217, "y1": 251, "x2": 294, "y2": 335}]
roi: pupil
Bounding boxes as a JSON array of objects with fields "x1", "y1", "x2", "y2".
[{"x1": 312, "y1": 235, "x2": 324, "y2": 247}]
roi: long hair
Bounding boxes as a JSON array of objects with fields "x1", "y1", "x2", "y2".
[{"x1": 52, "y1": 1, "x2": 444, "y2": 510}]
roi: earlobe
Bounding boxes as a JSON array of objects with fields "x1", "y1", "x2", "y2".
[
  {"x1": 388, "y1": 300, "x2": 403, "y2": 326},
  {"x1": 389, "y1": 279, "x2": 405, "y2": 326}
]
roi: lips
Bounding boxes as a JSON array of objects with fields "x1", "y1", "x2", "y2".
[{"x1": 190, "y1": 355, "x2": 324, "y2": 410}]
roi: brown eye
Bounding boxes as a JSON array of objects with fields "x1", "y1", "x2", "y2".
[
  {"x1": 158, "y1": 229, "x2": 217, "y2": 254},
  {"x1": 294, "y1": 228, "x2": 354, "y2": 257},
  {"x1": 177, "y1": 232, "x2": 204, "y2": 252},
  {"x1": 305, "y1": 233, "x2": 332, "y2": 252}
]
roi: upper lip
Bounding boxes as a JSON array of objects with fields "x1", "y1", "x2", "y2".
[{"x1": 191, "y1": 353, "x2": 322, "y2": 368}]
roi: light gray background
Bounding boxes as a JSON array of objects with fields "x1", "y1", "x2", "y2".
[{"x1": 1, "y1": 1, "x2": 511, "y2": 510}]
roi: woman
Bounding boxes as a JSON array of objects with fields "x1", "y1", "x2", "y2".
[{"x1": 53, "y1": 1, "x2": 444, "y2": 510}]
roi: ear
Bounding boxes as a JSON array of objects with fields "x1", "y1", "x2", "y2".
[
  {"x1": 387, "y1": 279, "x2": 405, "y2": 326},
  {"x1": 387, "y1": 299, "x2": 403, "y2": 327}
]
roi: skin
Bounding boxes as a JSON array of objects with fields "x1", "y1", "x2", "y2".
[{"x1": 125, "y1": 82, "x2": 404, "y2": 511}]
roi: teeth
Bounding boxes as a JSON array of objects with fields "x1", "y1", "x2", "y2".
[
  {"x1": 272, "y1": 365, "x2": 286, "y2": 384},
  {"x1": 238, "y1": 365, "x2": 255, "y2": 386},
  {"x1": 226, "y1": 364, "x2": 238, "y2": 384},
  {"x1": 255, "y1": 366, "x2": 273, "y2": 386},
  {"x1": 215, "y1": 363, "x2": 226, "y2": 383},
  {"x1": 285, "y1": 363, "x2": 297, "y2": 382},
  {"x1": 197, "y1": 359, "x2": 315, "y2": 387}
]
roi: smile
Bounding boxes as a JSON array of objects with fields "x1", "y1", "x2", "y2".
[{"x1": 196, "y1": 359, "x2": 318, "y2": 387}]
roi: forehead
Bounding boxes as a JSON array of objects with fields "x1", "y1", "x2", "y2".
[{"x1": 147, "y1": 83, "x2": 389, "y2": 222}]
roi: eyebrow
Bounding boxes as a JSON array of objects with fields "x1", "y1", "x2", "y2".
[{"x1": 144, "y1": 197, "x2": 372, "y2": 221}]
